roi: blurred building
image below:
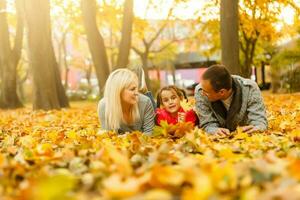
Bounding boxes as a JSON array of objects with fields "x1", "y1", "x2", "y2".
[{"x1": 148, "y1": 51, "x2": 219, "y2": 88}]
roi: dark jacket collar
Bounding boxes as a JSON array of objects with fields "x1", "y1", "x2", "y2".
[{"x1": 210, "y1": 78, "x2": 243, "y2": 131}]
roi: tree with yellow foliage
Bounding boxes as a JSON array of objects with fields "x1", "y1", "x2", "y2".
[{"x1": 239, "y1": 0, "x2": 299, "y2": 77}]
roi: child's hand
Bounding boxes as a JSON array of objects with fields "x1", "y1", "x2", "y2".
[{"x1": 178, "y1": 112, "x2": 186, "y2": 122}]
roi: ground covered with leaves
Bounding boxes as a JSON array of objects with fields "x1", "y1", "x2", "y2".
[{"x1": 1, "y1": 94, "x2": 300, "y2": 200}]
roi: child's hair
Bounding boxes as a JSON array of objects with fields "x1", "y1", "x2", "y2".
[{"x1": 156, "y1": 85, "x2": 187, "y2": 108}]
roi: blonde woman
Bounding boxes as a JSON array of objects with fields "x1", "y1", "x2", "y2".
[{"x1": 98, "y1": 68, "x2": 155, "y2": 134}]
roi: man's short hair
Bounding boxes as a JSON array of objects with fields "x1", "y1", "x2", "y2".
[{"x1": 202, "y1": 64, "x2": 232, "y2": 91}]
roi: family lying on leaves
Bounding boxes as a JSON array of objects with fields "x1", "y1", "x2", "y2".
[{"x1": 98, "y1": 64, "x2": 268, "y2": 137}]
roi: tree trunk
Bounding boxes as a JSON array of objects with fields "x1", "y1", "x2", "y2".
[
  {"x1": 81, "y1": 0, "x2": 110, "y2": 95},
  {"x1": 24, "y1": 0, "x2": 69, "y2": 110},
  {"x1": 241, "y1": 38, "x2": 257, "y2": 78},
  {"x1": 116, "y1": 0, "x2": 134, "y2": 69},
  {"x1": 85, "y1": 62, "x2": 92, "y2": 95},
  {"x1": 170, "y1": 62, "x2": 176, "y2": 84},
  {"x1": 17, "y1": 66, "x2": 29, "y2": 102},
  {"x1": 220, "y1": 0, "x2": 241, "y2": 75},
  {"x1": 55, "y1": 34, "x2": 63, "y2": 74},
  {"x1": 62, "y1": 35, "x2": 69, "y2": 90},
  {"x1": 141, "y1": 52, "x2": 152, "y2": 91},
  {"x1": 0, "y1": 0, "x2": 23, "y2": 109},
  {"x1": 261, "y1": 61, "x2": 265, "y2": 85}
]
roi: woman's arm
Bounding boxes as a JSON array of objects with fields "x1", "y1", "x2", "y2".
[
  {"x1": 97, "y1": 99, "x2": 107, "y2": 129},
  {"x1": 142, "y1": 98, "x2": 155, "y2": 135},
  {"x1": 144, "y1": 91, "x2": 156, "y2": 110}
]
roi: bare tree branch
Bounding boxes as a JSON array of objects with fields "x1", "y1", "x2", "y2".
[
  {"x1": 147, "y1": 6, "x2": 174, "y2": 47},
  {"x1": 151, "y1": 40, "x2": 176, "y2": 53},
  {"x1": 131, "y1": 46, "x2": 143, "y2": 56}
]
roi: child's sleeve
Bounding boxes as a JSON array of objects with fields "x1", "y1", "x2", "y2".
[{"x1": 155, "y1": 108, "x2": 163, "y2": 125}]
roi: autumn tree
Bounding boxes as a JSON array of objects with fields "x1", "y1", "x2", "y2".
[
  {"x1": 51, "y1": 0, "x2": 83, "y2": 91},
  {"x1": 96, "y1": 1, "x2": 123, "y2": 69},
  {"x1": 238, "y1": 0, "x2": 299, "y2": 77},
  {"x1": 24, "y1": 0, "x2": 69, "y2": 110},
  {"x1": 181, "y1": 17, "x2": 221, "y2": 61},
  {"x1": 81, "y1": 0, "x2": 135, "y2": 94},
  {"x1": 270, "y1": 11, "x2": 300, "y2": 92},
  {"x1": 131, "y1": 0, "x2": 184, "y2": 88},
  {"x1": 81, "y1": 0, "x2": 110, "y2": 95},
  {"x1": 0, "y1": 0, "x2": 24, "y2": 109}
]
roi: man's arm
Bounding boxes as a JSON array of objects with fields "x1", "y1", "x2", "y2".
[
  {"x1": 246, "y1": 84, "x2": 268, "y2": 131},
  {"x1": 194, "y1": 86, "x2": 220, "y2": 134}
]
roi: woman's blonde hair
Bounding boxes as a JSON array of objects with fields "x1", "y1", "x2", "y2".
[{"x1": 103, "y1": 68, "x2": 140, "y2": 130}]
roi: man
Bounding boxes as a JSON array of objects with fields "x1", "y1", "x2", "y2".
[{"x1": 195, "y1": 65, "x2": 267, "y2": 136}]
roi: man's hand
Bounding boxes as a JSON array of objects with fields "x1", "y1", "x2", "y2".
[
  {"x1": 240, "y1": 125, "x2": 256, "y2": 134},
  {"x1": 214, "y1": 128, "x2": 230, "y2": 137}
]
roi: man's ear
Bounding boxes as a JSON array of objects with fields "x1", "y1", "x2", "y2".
[{"x1": 218, "y1": 89, "x2": 227, "y2": 95}]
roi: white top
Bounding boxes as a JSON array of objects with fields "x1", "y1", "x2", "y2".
[{"x1": 221, "y1": 92, "x2": 234, "y2": 111}]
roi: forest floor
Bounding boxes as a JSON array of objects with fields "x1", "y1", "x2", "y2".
[{"x1": 0, "y1": 93, "x2": 300, "y2": 200}]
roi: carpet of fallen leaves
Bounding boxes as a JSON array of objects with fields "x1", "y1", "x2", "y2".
[{"x1": 1, "y1": 93, "x2": 300, "y2": 200}]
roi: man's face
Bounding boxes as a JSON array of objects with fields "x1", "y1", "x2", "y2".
[{"x1": 201, "y1": 79, "x2": 223, "y2": 102}]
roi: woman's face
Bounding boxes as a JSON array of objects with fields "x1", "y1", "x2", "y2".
[
  {"x1": 121, "y1": 81, "x2": 139, "y2": 106},
  {"x1": 161, "y1": 89, "x2": 181, "y2": 114}
]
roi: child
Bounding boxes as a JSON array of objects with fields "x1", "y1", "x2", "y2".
[{"x1": 156, "y1": 86, "x2": 199, "y2": 126}]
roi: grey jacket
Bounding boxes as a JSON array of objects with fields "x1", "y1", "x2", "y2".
[
  {"x1": 195, "y1": 75, "x2": 268, "y2": 134},
  {"x1": 98, "y1": 94, "x2": 155, "y2": 134}
]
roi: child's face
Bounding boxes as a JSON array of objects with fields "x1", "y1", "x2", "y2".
[{"x1": 161, "y1": 89, "x2": 181, "y2": 114}]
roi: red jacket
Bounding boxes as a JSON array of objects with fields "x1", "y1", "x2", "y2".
[{"x1": 156, "y1": 107, "x2": 199, "y2": 126}]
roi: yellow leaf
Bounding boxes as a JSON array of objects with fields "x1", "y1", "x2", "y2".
[
  {"x1": 35, "y1": 143, "x2": 54, "y2": 157},
  {"x1": 182, "y1": 171, "x2": 213, "y2": 200},
  {"x1": 180, "y1": 100, "x2": 193, "y2": 112},
  {"x1": 150, "y1": 165, "x2": 185, "y2": 187},
  {"x1": 144, "y1": 189, "x2": 173, "y2": 200},
  {"x1": 218, "y1": 148, "x2": 235, "y2": 159},
  {"x1": 288, "y1": 159, "x2": 300, "y2": 180},
  {"x1": 211, "y1": 163, "x2": 238, "y2": 191},
  {"x1": 103, "y1": 140, "x2": 132, "y2": 176},
  {"x1": 27, "y1": 174, "x2": 76, "y2": 200},
  {"x1": 66, "y1": 130, "x2": 77, "y2": 139},
  {"x1": 235, "y1": 127, "x2": 248, "y2": 140},
  {"x1": 103, "y1": 174, "x2": 140, "y2": 198}
]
